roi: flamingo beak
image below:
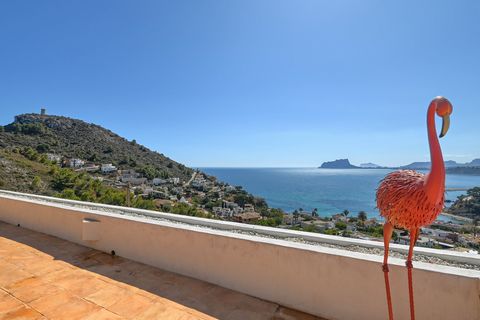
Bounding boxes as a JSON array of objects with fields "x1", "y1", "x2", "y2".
[{"x1": 439, "y1": 114, "x2": 450, "y2": 138}]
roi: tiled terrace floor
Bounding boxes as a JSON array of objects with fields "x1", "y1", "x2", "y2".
[{"x1": 0, "y1": 222, "x2": 324, "y2": 320}]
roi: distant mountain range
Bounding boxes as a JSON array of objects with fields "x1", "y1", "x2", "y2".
[
  {"x1": 319, "y1": 158, "x2": 480, "y2": 174},
  {"x1": 400, "y1": 160, "x2": 461, "y2": 169}
]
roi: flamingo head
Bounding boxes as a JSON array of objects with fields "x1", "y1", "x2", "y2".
[{"x1": 433, "y1": 96, "x2": 453, "y2": 138}]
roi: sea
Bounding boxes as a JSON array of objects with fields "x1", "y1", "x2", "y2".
[{"x1": 200, "y1": 168, "x2": 480, "y2": 221}]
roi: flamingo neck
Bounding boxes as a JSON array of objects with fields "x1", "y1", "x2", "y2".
[{"x1": 425, "y1": 102, "x2": 445, "y2": 199}]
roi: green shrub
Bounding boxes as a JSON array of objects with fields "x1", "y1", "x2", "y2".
[
  {"x1": 6, "y1": 123, "x2": 46, "y2": 135},
  {"x1": 335, "y1": 221, "x2": 347, "y2": 230},
  {"x1": 30, "y1": 176, "x2": 42, "y2": 191}
]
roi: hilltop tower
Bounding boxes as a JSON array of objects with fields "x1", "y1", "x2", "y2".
[{"x1": 40, "y1": 108, "x2": 46, "y2": 116}]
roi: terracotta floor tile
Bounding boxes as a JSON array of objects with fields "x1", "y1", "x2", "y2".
[
  {"x1": 29, "y1": 292, "x2": 100, "y2": 320},
  {"x1": 60, "y1": 276, "x2": 109, "y2": 298},
  {"x1": 84, "y1": 284, "x2": 131, "y2": 308},
  {"x1": 0, "y1": 305, "x2": 46, "y2": 320},
  {"x1": 135, "y1": 302, "x2": 188, "y2": 320},
  {"x1": 132, "y1": 287, "x2": 161, "y2": 301},
  {"x1": 28, "y1": 291, "x2": 72, "y2": 313},
  {"x1": 38, "y1": 268, "x2": 76, "y2": 284},
  {"x1": 0, "y1": 260, "x2": 15, "y2": 272},
  {"x1": 0, "y1": 222, "x2": 323, "y2": 320},
  {"x1": 0, "y1": 267, "x2": 32, "y2": 288},
  {"x1": 0, "y1": 293, "x2": 24, "y2": 314},
  {"x1": 47, "y1": 270, "x2": 91, "y2": 290},
  {"x1": 5, "y1": 276, "x2": 43, "y2": 292},
  {"x1": 18, "y1": 259, "x2": 64, "y2": 277},
  {"x1": 135, "y1": 301, "x2": 168, "y2": 318},
  {"x1": 7, "y1": 279, "x2": 61, "y2": 304},
  {"x1": 0, "y1": 289, "x2": 8, "y2": 298},
  {"x1": 81, "y1": 308, "x2": 124, "y2": 320},
  {"x1": 106, "y1": 293, "x2": 154, "y2": 318},
  {"x1": 2, "y1": 254, "x2": 37, "y2": 269}
]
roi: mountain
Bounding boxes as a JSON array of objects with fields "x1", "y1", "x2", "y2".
[
  {"x1": 400, "y1": 160, "x2": 462, "y2": 170},
  {"x1": 400, "y1": 159, "x2": 480, "y2": 170},
  {"x1": 0, "y1": 113, "x2": 192, "y2": 182},
  {"x1": 319, "y1": 159, "x2": 358, "y2": 169},
  {"x1": 359, "y1": 163, "x2": 381, "y2": 168},
  {"x1": 467, "y1": 159, "x2": 480, "y2": 166}
]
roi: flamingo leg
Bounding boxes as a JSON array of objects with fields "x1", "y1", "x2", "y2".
[
  {"x1": 406, "y1": 228, "x2": 419, "y2": 320},
  {"x1": 382, "y1": 222, "x2": 394, "y2": 320}
]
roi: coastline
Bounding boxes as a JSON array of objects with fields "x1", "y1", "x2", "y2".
[
  {"x1": 201, "y1": 167, "x2": 480, "y2": 219},
  {"x1": 440, "y1": 212, "x2": 473, "y2": 223}
]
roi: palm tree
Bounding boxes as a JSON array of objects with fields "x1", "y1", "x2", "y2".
[
  {"x1": 343, "y1": 209, "x2": 350, "y2": 218},
  {"x1": 312, "y1": 208, "x2": 319, "y2": 217},
  {"x1": 358, "y1": 211, "x2": 367, "y2": 223},
  {"x1": 293, "y1": 210, "x2": 300, "y2": 224}
]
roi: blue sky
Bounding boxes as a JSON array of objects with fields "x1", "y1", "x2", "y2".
[{"x1": 1, "y1": 1, "x2": 479, "y2": 167}]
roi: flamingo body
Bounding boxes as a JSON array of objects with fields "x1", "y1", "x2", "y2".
[
  {"x1": 376, "y1": 169, "x2": 444, "y2": 229},
  {"x1": 376, "y1": 96, "x2": 453, "y2": 320}
]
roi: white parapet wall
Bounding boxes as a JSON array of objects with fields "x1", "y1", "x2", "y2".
[{"x1": 0, "y1": 191, "x2": 479, "y2": 320}]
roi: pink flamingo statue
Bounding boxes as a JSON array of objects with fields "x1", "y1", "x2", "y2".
[{"x1": 376, "y1": 96, "x2": 453, "y2": 320}]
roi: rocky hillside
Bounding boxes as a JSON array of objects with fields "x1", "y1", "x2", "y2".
[
  {"x1": 0, "y1": 112, "x2": 273, "y2": 222},
  {"x1": 447, "y1": 187, "x2": 480, "y2": 219},
  {"x1": 0, "y1": 113, "x2": 192, "y2": 181},
  {"x1": 0, "y1": 148, "x2": 54, "y2": 194}
]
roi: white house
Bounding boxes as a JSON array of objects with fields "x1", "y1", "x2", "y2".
[
  {"x1": 121, "y1": 177, "x2": 147, "y2": 186},
  {"x1": 421, "y1": 227, "x2": 451, "y2": 239},
  {"x1": 223, "y1": 201, "x2": 240, "y2": 210},
  {"x1": 120, "y1": 172, "x2": 140, "y2": 180},
  {"x1": 152, "y1": 178, "x2": 167, "y2": 186},
  {"x1": 69, "y1": 159, "x2": 85, "y2": 168},
  {"x1": 213, "y1": 207, "x2": 233, "y2": 218},
  {"x1": 101, "y1": 164, "x2": 117, "y2": 174},
  {"x1": 244, "y1": 204, "x2": 255, "y2": 212}
]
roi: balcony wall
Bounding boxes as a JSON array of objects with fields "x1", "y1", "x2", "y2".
[{"x1": 0, "y1": 191, "x2": 479, "y2": 320}]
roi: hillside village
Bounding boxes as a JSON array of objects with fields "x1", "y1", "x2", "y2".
[{"x1": 43, "y1": 152, "x2": 267, "y2": 223}]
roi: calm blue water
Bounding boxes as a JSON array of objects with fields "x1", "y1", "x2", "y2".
[{"x1": 200, "y1": 168, "x2": 480, "y2": 220}]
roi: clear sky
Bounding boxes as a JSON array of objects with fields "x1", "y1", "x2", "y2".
[{"x1": 1, "y1": 1, "x2": 479, "y2": 167}]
